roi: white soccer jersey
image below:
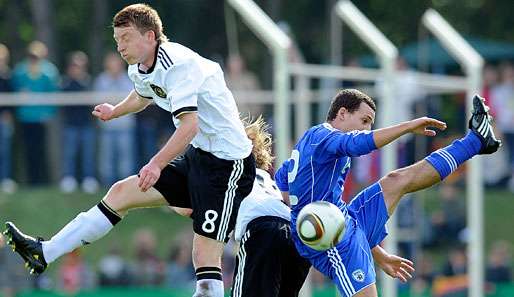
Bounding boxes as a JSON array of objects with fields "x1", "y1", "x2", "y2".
[
  {"x1": 128, "y1": 42, "x2": 252, "y2": 160},
  {"x1": 234, "y1": 169, "x2": 291, "y2": 241}
]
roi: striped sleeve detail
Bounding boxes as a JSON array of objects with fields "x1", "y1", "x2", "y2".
[
  {"x1": 195, "y1": 266, "x2": 222, "y2": 281},
  {"x1": 172, "y1": 106, "x2": 198, "y2": 118}
]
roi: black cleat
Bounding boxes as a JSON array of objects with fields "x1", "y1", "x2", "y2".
[
  {"x1": 4, "y1": 222, "x2": 48, "y2": 275},
  {"x1": 468, "y1": 95, "x2": 501, "y2": 155}
]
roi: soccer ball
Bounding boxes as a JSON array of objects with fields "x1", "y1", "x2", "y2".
[{"x1": 296, "y1": 201, "x2": 346, "y2": 251}]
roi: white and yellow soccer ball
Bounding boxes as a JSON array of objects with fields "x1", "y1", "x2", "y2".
[{"x1": 296, "y1": 201, "x2": 346, "y2": 251}]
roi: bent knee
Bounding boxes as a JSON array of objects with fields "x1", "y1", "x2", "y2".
[
  {"x1": 380, "y1": 168, "x2": 411, "y2": 194},
  {"x1": 103, "y1": 179, "x2": 133, "y2": 214},
  {"x1": 379, "y1": 169, "x2": 413, "y2": 213}
]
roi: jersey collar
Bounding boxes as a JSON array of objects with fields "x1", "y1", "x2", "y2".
[
  {"x1": 256, "y1": 168, "x2": 271, "y2": 179},
  {"x1": 323, "y1": 122, "x2": 337, "y2": 131},
  {"x1": 138, "y1": 43, "x2": 160, "y2": 74}
]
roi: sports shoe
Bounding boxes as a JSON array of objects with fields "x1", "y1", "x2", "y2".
[
  {"x1": 3, "y1": 222, "x2": 47, "y2": 275},
  {"x1": 468, "y1": 95, "x2": 501, "y2": 155}
]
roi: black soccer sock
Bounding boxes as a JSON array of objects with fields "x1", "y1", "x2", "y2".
[
  {"x1": 193, "y1": 268, "x2": 224, "y2": 297},
  {"x1": 96, "y1": 201, "x2": 122, "y2": 225},
  {"x1": 195, "y1": 266, "x2": 222, "y2": 281}
]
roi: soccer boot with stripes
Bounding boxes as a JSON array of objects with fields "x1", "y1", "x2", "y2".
[
  {"x1": 3, "y1": 222, "x2": 47, "y2": 275},
  {"x1": 468, "y1": 95, "x2": 501, "y2": 155}
]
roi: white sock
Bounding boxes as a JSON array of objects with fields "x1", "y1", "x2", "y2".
[
  {"x1": 42, "y1": 202, "x2": 120, "y2": 263},
  {"x1": 193, "y1": 279, "x2": 224, "y2": 297}
]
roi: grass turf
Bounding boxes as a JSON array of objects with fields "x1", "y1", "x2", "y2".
[
  {"x1": 0, "y1": 186, "x2": 512, "y2": 278},
  {"x1": 0, "y1": 187, "x2": 192, "y2": 277}
]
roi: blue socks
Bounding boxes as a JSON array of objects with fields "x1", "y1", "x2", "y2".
[{"x1": 425, "y1": 131, "x2": 482, "y2": 180}]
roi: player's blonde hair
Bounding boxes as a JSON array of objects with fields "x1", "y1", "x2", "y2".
[
  {"x1": 243, "y1": 116, "x2": 274, "y2": 171},
  {"x1": 113, "y1": 3, "x2": 168, "y2": 43}
]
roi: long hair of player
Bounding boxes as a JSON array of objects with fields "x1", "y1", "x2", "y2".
[{"x1": 242, "y1": 115, "x2": 274, "y2": 171}]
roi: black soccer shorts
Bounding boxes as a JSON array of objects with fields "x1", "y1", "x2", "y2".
[
  {"x1": 230, "y1": 216, "x2": 311, "y2": 297},
  {"x1": 153, "y1": 146, "x2": 256, "y2": 242}
]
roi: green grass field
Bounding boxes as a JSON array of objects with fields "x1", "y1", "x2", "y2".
[
  {"x1": 420, "y1": 187, "x2": 514, "y2": 251},
  {"x1": 0, "y1": 187, "x2": 192, "y2": 277},
  {"x1": 0, "y1": 186, "x2": 512, "y2": 281}
]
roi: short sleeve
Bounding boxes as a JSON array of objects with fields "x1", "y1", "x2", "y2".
[
  {"x1": 165, "y1": 59, "x2": 204, "y2": 118},
  {"x1": 133, "y1": 81, "x2": 153, "y2": 99}
]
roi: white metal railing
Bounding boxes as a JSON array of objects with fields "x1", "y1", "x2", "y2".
[
  {"x1": 0, "y1": 92, "x2": 127, "y2": 106},
  {"x1": 334, "y1": 1, "x2": 399, "y2": 296},
  {"x1": 227, "y1": 0, "x2": 292, "y2": 164},
  {"x1": 422, "y1": 9, "x2": 485, "y2": 297},
  {"x1": 0, "y1": 91, "x2": 276, "y2": 106},
  {"x1": 289, "y1": 63, "x2": 469, "y2": 92}
]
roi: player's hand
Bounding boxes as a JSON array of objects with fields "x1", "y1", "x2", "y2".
[
  {"x1": 138, "y1": 161, "x2": 161, "y2": 192},
  {"x1": 378, "y1": 254, "x2": 415, "y2": 283},
  {"x1": 408, "y1": 117, "x2": 447, "y2": 137},
  {"x1": 92, "y1": 103, "x2": 116, "y2": 121}
]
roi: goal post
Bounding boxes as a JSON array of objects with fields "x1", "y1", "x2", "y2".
[
  {"x1": 422, "y1": 9, "x2": 485, "y2": 297},
  {"x1": 334, "y1": 1, "x2": 399, "y2": 296},
  {"x1": 226, "y1": 0, "x2": 292, "y2": 164}
]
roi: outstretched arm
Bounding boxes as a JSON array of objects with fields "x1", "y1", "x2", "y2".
[
  {"x1": 371, "y1": 245, "x2": 415, "y2": 283},
  {"x1": 372, "y1": 117, "x2": 447, "y2": 149},
  {"x1": 92, "y1": 90, "x2": 151, "y2": 121},
  {"x1": 326, "y1": 117, "x2": 445, "y2": 158}
]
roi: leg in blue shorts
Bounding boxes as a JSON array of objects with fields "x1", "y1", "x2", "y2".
[
  {"x1": 308, "y1": 225, "x2": 377, "y2": 297},
  {"x1": 347, "y1": 182, "x2": 389, "y2": 249}
]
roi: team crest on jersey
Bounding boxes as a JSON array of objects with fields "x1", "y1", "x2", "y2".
[
  {"x1": 352, "y1": 269, "x2": 365, "y2": 282},
  {"x1": 150, "y1": 84, "x2": 167, "y2": 98}
]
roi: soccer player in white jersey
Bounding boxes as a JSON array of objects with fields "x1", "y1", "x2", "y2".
[{"x1": 4, "y1": 4, "x2": 255, "y2": 297}]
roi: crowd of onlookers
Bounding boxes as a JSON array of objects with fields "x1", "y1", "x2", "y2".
[
  {"x1": 0, "y1": 225, "x2": 512, "y2": 296},
  {"x1": 0, "y1": 41, "x2": 177, "y2": 194},
  {"x1": 0, "y1": 227, "x2": 198, "y2": 296}
]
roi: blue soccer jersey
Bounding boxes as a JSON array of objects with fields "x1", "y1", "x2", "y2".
[
  {"x1": 275, "y1": 123, "x2": 375, "y2": 228},
  {"x1": 275, "y1": 123, "x2": 390, "y2": 296}
]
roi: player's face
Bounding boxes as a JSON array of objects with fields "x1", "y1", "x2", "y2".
[
  {"x1": 341, "y1": 102, "x2": 375, "y2": 132},
  {"x1": 113, "y1": 25, "x2": 154, "y2": 65}
]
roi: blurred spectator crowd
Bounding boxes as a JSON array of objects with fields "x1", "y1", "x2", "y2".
[
  {"x1": 0, "y1": 227, "x2": 198, "y2": 296},
  {"x1": 0, "y1": 226, "x2": 512, "y2": 296},
  {"x1": 0, "y1": 41, "x2": 177, "y2": 194},
  {"x1": 0, "y1": 41, "x2": 281, "y2": 195}
]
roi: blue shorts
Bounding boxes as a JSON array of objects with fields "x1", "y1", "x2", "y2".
[
  {"x1": 297, "y1": 182, "x2": 389, "y2": 296},
  {"x1": 347, "y1": 182, "x2": 389, "y2": 248}
]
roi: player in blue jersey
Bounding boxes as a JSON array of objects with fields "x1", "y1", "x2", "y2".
[{"x1": 275, "y1": 89, "x2": 501, "y2": 297}]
